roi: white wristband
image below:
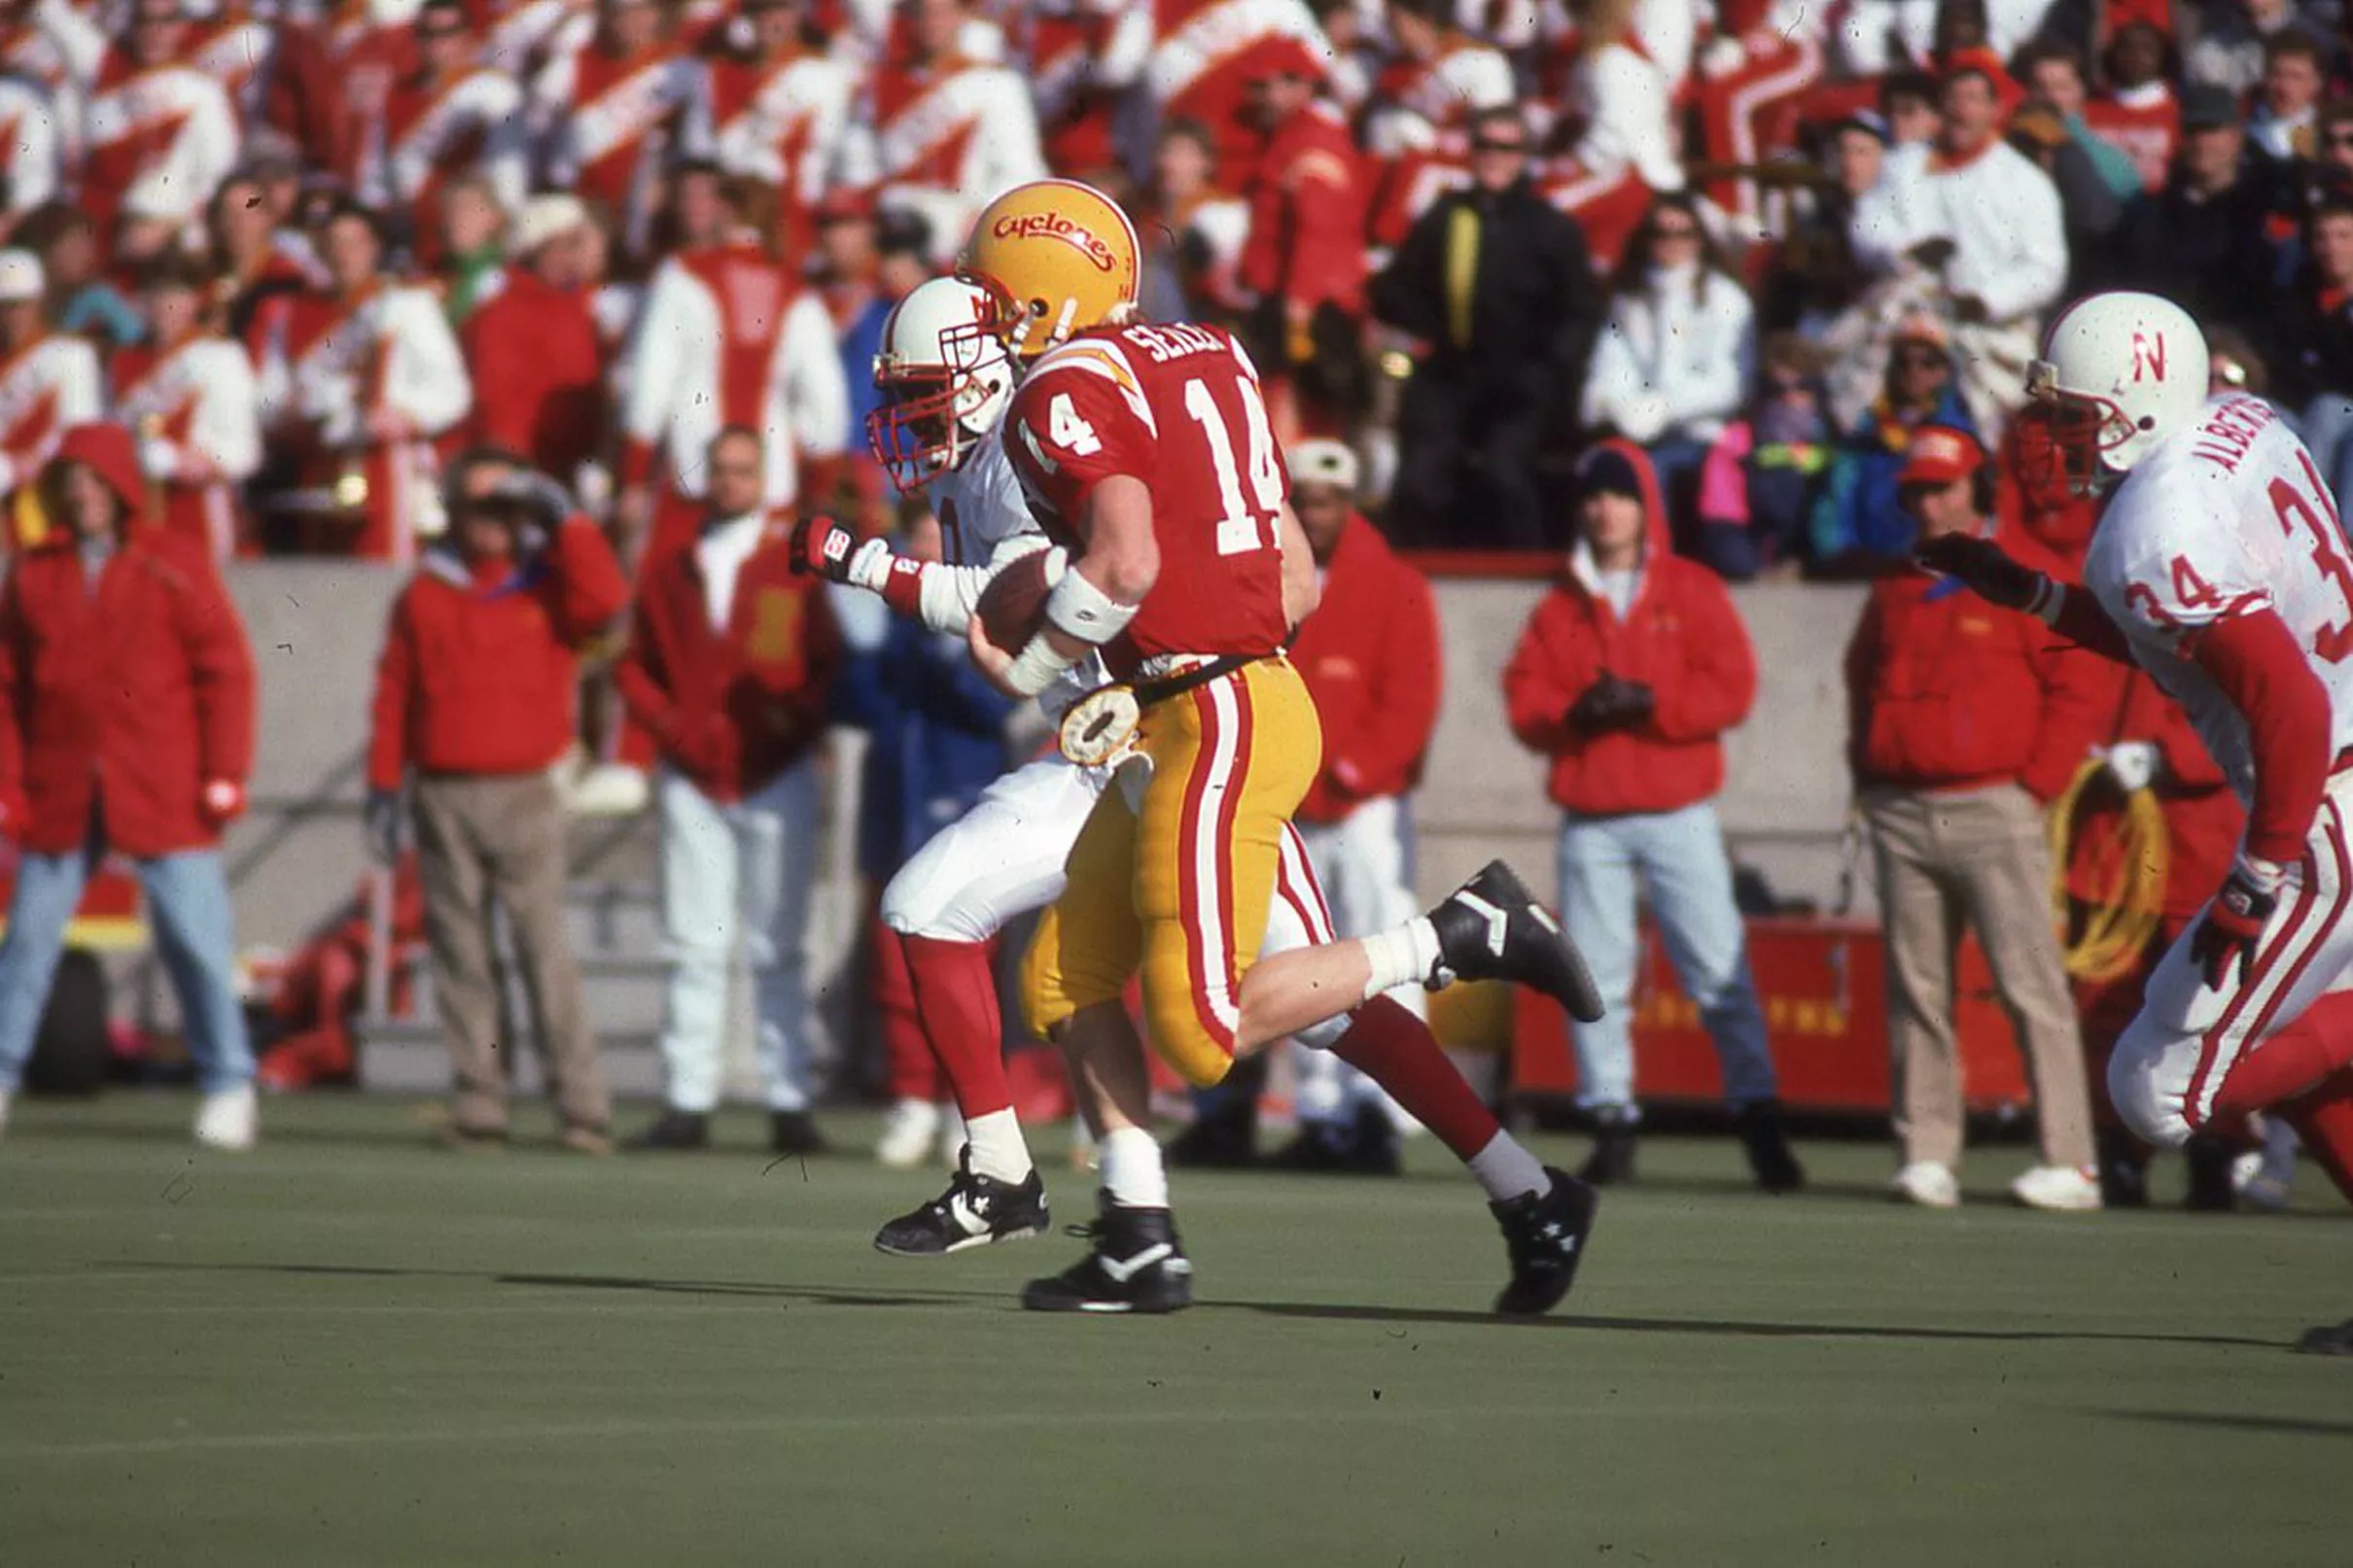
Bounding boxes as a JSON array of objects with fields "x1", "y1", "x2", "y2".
[
  {"x1": 2232, "y1": 852, "x2": 2286, "y2": 897},
  {"x1": 1044, "y1": 566, "x2": 1139, "y2": 645},
  {"x1": 1003, "y1": 631, "x2": 1083, "y2": 698}
]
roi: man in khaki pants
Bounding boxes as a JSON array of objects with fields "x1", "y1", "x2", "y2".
[
  {"x1": 1844, "y1": 427, "x2": 2112, "y2": 1210},
  {"x1": 366, "y1": 448, "x2": 631, "y2": 1149}
]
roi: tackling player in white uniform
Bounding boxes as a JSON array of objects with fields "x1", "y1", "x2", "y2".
[
  {"x1": 794, "y1": 276, "x2": 1362, "y2": 1260},
  {"x1": 1922, "y1": 291, "x2": 2353, "y2": 1354}
]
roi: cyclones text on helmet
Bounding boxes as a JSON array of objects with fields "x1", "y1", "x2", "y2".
[{"x1": 955, "y1": 179, "x2": 1141, "y2": 361}]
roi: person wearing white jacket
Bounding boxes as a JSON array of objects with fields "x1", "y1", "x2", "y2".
[
  {"x1": 1579, "y1": 192, "x2": 1756, "y2": 532},
  {"x1": 111, "y1": 251, "x2": 262, "y2": 563},
  {"x1": 1844, "y1": 55, "x2": 2065, "y2": 429},
  {"x1": 615, "y1": 217, "x2": 849, "y2": 560}
]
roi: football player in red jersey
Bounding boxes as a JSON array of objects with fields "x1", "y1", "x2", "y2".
[{"x1": 953, "y1": 179, "x2": 1606, "y2": 1315}]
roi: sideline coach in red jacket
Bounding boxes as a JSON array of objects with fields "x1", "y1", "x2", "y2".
[
  {"x1": 1280, "y1": 438, "x2": 1442, "y2": 1171},
  {"x1": 1847, "y1": 426, "x2": 2104, "y2": 1211},
  {"x1": 0, "y1": 424, "x2": 258, "y2": 1148},
  {"x1": 368, "y1": 447, "x2": 628, "y2": 1151},
  {"x1": 1504, "y1": 441, "x2": 1802, "y2": 1192},
  {"x1": 615, "y1": 426, "x2": 840, "y2": 1156}
]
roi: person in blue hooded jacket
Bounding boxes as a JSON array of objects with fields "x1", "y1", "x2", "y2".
[{"x1": 1809, "y1": 317, "x2": 1979, "y2": 577}]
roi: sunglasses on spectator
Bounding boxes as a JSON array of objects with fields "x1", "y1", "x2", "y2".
[
  {"x1": 2328, "y1": 130, "x2": 2353, "y2": 150},
  {"x1": 1894, "y1": 348, "x2": 1948, "y2": 369},
  {"x1": 1650, "y1": 224, "x2": 1701, "y2": 242},
  {"x1": 1471, "y1": 137, "x2": 1528, "y2": 154},
  {"x1": 417, "y1": 22, "x2": 467, "y2": 39}
]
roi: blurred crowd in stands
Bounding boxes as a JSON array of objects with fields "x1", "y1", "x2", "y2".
[{"x1": 0, "y1": 0, "x2": 2340, "y2": 568}]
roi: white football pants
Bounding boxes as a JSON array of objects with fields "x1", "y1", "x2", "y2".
[{"x1": 2111, "y1": 773, "x2": 2353, "y2": 1147}]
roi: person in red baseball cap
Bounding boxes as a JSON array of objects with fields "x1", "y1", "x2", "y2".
[{"x1": 1844, "y1": 423, "x2": 2114, "y2": 1211}]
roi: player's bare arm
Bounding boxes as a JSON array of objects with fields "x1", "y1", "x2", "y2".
[{"x1": 1277, "y1": 501, "x2": 1319, "y2": 628}]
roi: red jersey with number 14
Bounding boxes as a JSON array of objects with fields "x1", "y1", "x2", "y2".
[
  {"x1": 1002, "y1": 322, "x2": 1290, "y2": 674},
  {"x1": 2085, "y1": 392, "x2": 2353, "y2": 804}
]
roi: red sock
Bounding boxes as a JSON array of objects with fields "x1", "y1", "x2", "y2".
[
  {"x1": 1330, "y1": 994, "x2": 1500, "y2": 1162},
  {"x1": 2279, "y1": 1070, "x2": 2353, "y2": 1205},
  {"x1": 902, "y1": 934, "x2": 1012, "y2": 1119},
  {"x1": 871, "y1": 923, "x2": 945, "y2": 1101},
  {"x1": 2212, "y1": 992, "x2": 2353, "y2": 1120}
]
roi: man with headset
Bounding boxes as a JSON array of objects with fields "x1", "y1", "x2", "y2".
[
  {"x1": 365, "y1": 447, "x2": 630, "y2": 1152},
  {"x1": 1844, "y1": 425, "x2": 2110, "y2": 1210}
]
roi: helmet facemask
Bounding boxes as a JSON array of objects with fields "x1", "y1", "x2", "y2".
[
  {"x1": 865, "y1": 324, "x2": 1013, "y2": 494},
  {"x1": 2022, "y1": 359, "x2": 2130, "y2": 498}
]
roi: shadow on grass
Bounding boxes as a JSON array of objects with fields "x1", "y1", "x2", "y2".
[
  {"x1": 109, "y1": 1259, "x2": 2286, "y2": 1349},
  {"x1": 2101, "y1": 1410, "x2": 2353, "y2": 1438}
]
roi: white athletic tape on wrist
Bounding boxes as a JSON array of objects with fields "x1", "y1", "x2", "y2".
[
  {"x1": 2232, "y1": 852, "x2": 2286, "y2": 897},
  {"x1": 845, "y1": 536, "x2": 896, "y2": 593},
  {"x1": 1043, "y1": 567, "x2": 1138, "y2": 645},
  {"x1": 1004, "y1": 632, "x2": 1083, "y2": 697}
]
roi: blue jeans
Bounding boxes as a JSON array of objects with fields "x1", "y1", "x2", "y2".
[
  {"x1": 2298, "y1": 395, "x2": 2353, "y2": 523},
  {"x1": 1555, "y1": 801, "x2": 1777, "y2": 1113},
  {"x1": 0, "y1": 840, "x2": 253, "y2": 1094}
]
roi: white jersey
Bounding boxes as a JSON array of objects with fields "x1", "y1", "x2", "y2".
[
  {"x1": 2086, "y1": 393, "x2": 2353, "y2": 806},
  {"x1": 917, "y1": 415, "x2": 1101, "y2": 719}
]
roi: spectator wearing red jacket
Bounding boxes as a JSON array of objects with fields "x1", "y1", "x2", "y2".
[
  {"x1": 1503, "y1": 440, "x2": 1801, "y2": 1192},
  {"x1": 0, "y1": 424, "x2": 258, "y2": 1148},
  {"x1": 1845, "y1": 426, "x2": 2105, "y2": 1211},
  {"x1": 615, "y1": 426, "x2": 842, "y2": 1156},
  {"x1": 1278, "y1": 439, "x2": 1442, "y2": 1172},
  {"x1": 1237, "y1": 45, "x2": 1369, "y2": 438},
  {"x1": 367, "y1": 447, "x2": 627, "y2": 1151},
  {"x1": 459, "y1": 194, "x2": 607, "y2": 488}
]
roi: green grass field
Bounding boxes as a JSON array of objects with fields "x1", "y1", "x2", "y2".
[{"x1": 1, "y1": 1093, "x2": 2347, "y2": 1567}]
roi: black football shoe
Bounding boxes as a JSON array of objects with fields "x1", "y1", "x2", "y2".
[
  {"x1": 1578, "y1": 1108, "x2": 1638, "y2": 1187},
  {"x1": 1021, "y1": 1196, "x2": 1194, "y2": 1314},
  {"x1": 873, "y1": 1150, "x2": 1050, "y2": 1257},
  {"x1": 2297, "y1": 1318, "x2": 2353, "y2": 1355},
  {"x1": 1426, "y1": 861, "x2": 1604, "y2": 1022},
  {"x1": 1491, "y1": 1167, "x2": 1599, "y2": 1316}
]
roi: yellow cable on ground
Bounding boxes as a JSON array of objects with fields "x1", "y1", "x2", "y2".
[{"x1": 2048, "y1": 757, "x2": 2168, "y2": 984}]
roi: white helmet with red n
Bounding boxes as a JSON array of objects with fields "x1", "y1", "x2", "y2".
[
  {"x1": 2023, "y1": 291, "x2": 2209, "y2": 490},
  {"x1": 867, "y1": 275, "x2": 1016, "y2": 493}
]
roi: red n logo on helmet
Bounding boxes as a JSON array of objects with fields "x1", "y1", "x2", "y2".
[{"x1": 2130, "y1": 331, "x2": 2167, "y2": 383}]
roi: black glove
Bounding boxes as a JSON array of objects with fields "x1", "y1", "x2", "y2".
[
  {"x1": 1566, "y1": 675, "x2": 1651, "y2": 736},
  {"x1": 2188, "y1": 855, "x2": 2283, "y2": 991},
  {"x1": 364, "y1": 786, "x2": 407, "y2": 865},
  {"x1": 1914, "y1": 534, "x2": 2051, "y2": 613}
]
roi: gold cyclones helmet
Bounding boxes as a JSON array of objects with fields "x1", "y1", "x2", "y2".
[{"x1": 957, "y1": 178, "x2": 1141, "y2": 360}]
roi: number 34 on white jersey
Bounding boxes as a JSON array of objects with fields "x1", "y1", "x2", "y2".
[{"x1": 2087, "y1": 393, "x2": 2353, "y2": 801}]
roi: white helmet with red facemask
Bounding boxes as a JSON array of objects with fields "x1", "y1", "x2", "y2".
[
  {"x1": 2023, "y1": 291, "x2": 2209, "y2": 491},
  {"x1": 867, "y1": 276, "x2": 1015, "y2": 494}
]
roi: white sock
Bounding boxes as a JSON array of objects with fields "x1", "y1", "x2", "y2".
[
  {"x1": 1360, "y1": 919, "x2": 1441, "y2": 1001},
  {"x1": 1099, "y1": 1126, "x2": 1170, "y2": 1209},
  {"x1": 1466, "y1": 1131, "x2": 1551, "y2": 1204},
  {"x1": 963, "y1": 1107, "x2": 1033, "y2": 1183}
]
